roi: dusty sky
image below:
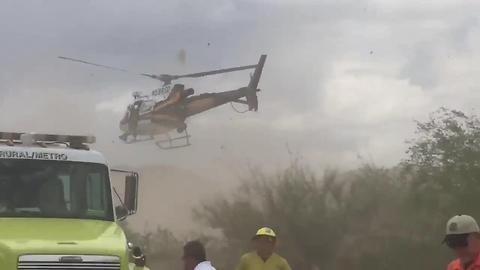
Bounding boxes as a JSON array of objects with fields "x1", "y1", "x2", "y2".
[{"x1": 1, "y1": 0, "x2": 480, "y2": 173}]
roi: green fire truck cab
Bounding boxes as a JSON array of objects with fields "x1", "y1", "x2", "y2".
[{"x1": 0, "y1": 132, "x2": 149, "y2": 270}]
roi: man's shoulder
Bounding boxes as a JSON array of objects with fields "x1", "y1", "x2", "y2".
[
  {"x1": 271, "y1": 253, "x2": 288, "y2": 262},
  {"x1": 194, "y1": 261, "x2": 216, "y2": 270},
  {"x1": 241, "y1": 252, "x2": 257, "y2": 260},
  {"x1": 447, "y1": 258, "x2": 461, "y2": 270}
]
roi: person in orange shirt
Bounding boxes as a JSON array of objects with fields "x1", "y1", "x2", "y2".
[{"x1": 444, "y1": 215, "x2": 480, "y2": 270}]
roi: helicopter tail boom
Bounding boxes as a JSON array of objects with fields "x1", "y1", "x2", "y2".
[{"x1": 182, "y1": 54, "x2": 267, "y2": 116}]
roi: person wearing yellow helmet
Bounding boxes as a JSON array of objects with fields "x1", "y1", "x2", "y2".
[{"x1": 235, "y1": 227, "x2": 291, "y2": 270}]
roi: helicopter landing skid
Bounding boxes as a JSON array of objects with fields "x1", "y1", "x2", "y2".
[
  {"x1": 123, "y1": 135, "x2": 155, "y2": 144},
  {"x1": 155, "y1": 130, "x2": 191, "y2": 150}
]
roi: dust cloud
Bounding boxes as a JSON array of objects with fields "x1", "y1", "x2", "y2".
[
  {"x1": 118, "y1": 165, "x2": 236, "y2": 234},
  {"x1": 2, "y1": 0, "x2": 480, "y2": 237},
  {"x1": 0, "y1": 90, "x2": 244, "y2": 234}
]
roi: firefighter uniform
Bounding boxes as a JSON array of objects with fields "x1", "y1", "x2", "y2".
[
  {"x1": 236, "y1": 227, "x2": 291, "y2": 270},
  {"x1": 447, "y1": 256, "x2": 480, "y2": 270},
  {"x1": 236, "y1": 252, "x2": 291, "y2": 270}
]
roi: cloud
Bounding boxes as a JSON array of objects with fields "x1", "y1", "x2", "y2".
[{"x1": 323, "y1": 60, "x2": 431, "y2": 125}]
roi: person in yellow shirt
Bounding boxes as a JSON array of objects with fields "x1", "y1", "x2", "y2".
[{"x1": 236, "y1": 227, "x2": 292, "y2": 270}]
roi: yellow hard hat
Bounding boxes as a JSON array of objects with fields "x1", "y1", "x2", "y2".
[{"x1": 254, "y1": 227, "x2": 276, "y2": 238}]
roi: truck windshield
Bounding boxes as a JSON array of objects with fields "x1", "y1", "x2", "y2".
[{"x1": 0, "y1": 159, "x2": 113, "y2": 221}]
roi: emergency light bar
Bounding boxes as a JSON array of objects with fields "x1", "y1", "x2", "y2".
[{"x1": 0, "y1": 132, "x2": 96, "y2": 145}]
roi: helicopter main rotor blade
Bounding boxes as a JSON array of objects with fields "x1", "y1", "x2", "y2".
[
  {"x1": 172, "y1": 64, "x2": 258, "y2": 80},
  {"x1": 58, "y1": 56, "x2": 165, "y2": 82},
  {"x1": 58, "y1": 56, "x2": 132, "y2": 73},
  {"x1": 59, "y1": 56, "x2": 260, "y2": 84}
]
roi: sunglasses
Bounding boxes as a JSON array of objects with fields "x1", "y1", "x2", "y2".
[{"x1": 444, "y1": 234, "x2": 469, "y2": 249}]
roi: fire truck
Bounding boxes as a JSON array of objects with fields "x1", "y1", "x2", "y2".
[{"x1": 0, "y1": 132, "x2": 149, "y2": 270}]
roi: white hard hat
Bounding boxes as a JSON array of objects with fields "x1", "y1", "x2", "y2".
[{"x1": 446, "y1": 215, "x2": 480, "y2": 235}]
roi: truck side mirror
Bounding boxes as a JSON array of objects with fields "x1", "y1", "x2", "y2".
[{"x1": 124, "y1": 174, "x2": 138, "y2": 214}]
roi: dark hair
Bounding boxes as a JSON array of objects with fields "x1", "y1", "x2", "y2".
[{"x1": 183, "y1": 240, "x2": 207, "y2": 262}]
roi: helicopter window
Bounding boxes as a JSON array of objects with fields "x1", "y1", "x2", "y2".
[{"x1": 139, "y1": 100, "x2": 155, "y2": 114}]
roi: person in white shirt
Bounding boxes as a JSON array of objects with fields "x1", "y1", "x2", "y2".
[{"x1": 182, "y1": 240, "x2": 216, "y2": 270}]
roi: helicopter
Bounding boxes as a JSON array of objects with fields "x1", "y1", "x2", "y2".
[{"x1": 58, "y1": 54, "x2": 267, "y2": 149}]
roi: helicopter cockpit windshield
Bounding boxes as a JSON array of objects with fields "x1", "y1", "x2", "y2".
[{"x1": 139, "y1": 100, "x2": 155, "y2": 114}]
